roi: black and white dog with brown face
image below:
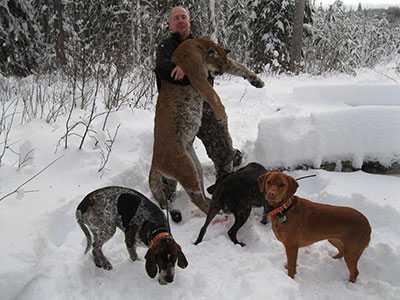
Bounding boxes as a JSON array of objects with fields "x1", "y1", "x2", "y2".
[{"x1": 75, "y1": 186, "x2": 188, "y2": 285}]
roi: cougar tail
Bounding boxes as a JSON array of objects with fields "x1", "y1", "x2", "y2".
[{"x1": 75, "y1": 209, "x2": 92, "y2": 255}]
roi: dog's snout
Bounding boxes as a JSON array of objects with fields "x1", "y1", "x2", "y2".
[
  {"x1": 159, "y1": 267, "x2": 175, "y2": 285},
  {"x1": 159, "y1": 275, "x2": 174, "y2": 285},
  {"x1": 267, "y1": 190, "x2": 276, "y2": 199}
]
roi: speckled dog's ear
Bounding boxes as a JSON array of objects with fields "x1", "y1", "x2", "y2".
[
  {"x1": 258, "y1": 172, "x2": 271, "y2": 193},
  {"x1": 145, "y1": 248, "x2": 157, "y2": 278},
  {"x1": 175, "y1": 242, "x2": 188, "y2": 269}
]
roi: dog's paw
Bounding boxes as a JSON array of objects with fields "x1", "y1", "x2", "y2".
[
  {"x1": 332, "y1": 252, "x2": 344, "y2": 259},
  {"x1": 260, "y1": 215, "x2": 269, "y2": 225},
  {"x1": 193, "y1": 239, "x2": 202, "y2": 246},
  {"x1": 128, "y1": 252, "x2": 139, "y2": 262},
  {"x1": 94, "y1": 257, "x2": 113, "y2": 271},
  {"x1": 232, "y1": 149, "x2": 243, "y2": 167},
  {"x1": 170, "y1": 210, "x2": 182, "y2": 223}
]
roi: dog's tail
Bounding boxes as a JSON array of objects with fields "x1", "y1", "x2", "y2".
[{"x1": 75, "y1": 209, "x2": 92, "y2": 254}]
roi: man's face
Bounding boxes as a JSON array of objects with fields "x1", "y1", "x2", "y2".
[{"x1": 169, "y1": 7, "x2": 191, "y2": 39}]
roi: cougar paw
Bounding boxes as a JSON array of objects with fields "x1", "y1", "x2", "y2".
[
  {"x1": 249, "y1": 75, "x2": 265, "y2": 88},
  {"x1": 171, "y1": 210, "x2": 182, "y2": 223}
]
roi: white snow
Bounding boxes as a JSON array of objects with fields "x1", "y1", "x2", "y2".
[{"x1": 1, "y1": 64, "x2": 400, "y2": 300}]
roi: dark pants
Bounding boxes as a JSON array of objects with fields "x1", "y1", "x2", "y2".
[{"x1": 197, "y1": 102, "x2": 235, "y2": 178}]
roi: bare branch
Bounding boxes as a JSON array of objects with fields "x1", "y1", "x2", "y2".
[
  {"x1": 98, "y1": 124, "x2": 120, "y2": 173},
  {"x1": 0, "y1": 155, "x2": 64, "y2": 202}
]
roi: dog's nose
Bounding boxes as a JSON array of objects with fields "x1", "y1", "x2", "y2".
[{"x1": 267, "y1": 191, "x2": 276, "y2": 199}]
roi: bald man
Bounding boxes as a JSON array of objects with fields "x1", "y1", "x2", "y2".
[{"x1": 154, "y1": 6, "x2": 242, "y2": 201}]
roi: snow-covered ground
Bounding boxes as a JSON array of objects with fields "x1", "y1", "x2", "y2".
[{"x1": 1, "y1": 64, "x2": 400, "y2": 299}]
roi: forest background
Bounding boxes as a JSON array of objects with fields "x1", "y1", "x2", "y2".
[{"x1": 1, "y1": 0, "x2": 400, "y2": 168}]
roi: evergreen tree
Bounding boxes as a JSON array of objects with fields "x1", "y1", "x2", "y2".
[
  {"x1": 224, "y1": 0, "x2": 252, "y2": 63},
  {"x1": 303, "y1": 1, "x2": 400, "y2": 74},
  {"x1": 0, "y1": 0, "x2": 46, "y2": 76},
  {"x1": 247, "y1": 0, "x2": 312, "y2": 73}
]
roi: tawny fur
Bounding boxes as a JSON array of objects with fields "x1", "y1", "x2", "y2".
[
  {"x1": 258, "y1": 172, "x2": 371, "y2": 283},
  {"x1": 149, "y1": 38, "x2": 264, "y2": 222}
]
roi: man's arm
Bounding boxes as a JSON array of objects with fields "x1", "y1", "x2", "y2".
[{"x1": 155, "y1": 39, "x2": 190, "y2": 85}]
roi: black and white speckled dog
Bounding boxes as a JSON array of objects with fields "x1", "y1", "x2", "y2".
[{"x1": 75, "y1": 186, "x2": 188, "y2": 285}]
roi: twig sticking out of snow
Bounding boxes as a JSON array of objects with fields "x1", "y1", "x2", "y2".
[{"x1": 0, "y1": 155, "x2": 64, "y2": 202}]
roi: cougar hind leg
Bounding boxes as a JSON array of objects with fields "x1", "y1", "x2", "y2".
[
  {"x1": 170, "y1": 151, "x2": 210, "y2": 214},
  {"x1": 149, "y1": 164, "x2": 182, "y2": 223}
]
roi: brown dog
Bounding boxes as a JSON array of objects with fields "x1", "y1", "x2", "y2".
[
  {"x1": 149, "y1": 38, "x2": 264, "y2": 222},
  {"x1": 258, "y1": 172, "x2": 371, "y2": 283}
]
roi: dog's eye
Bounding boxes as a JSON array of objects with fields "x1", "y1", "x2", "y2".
[
  {"x1": 168, "y1": 254, "x2": 177, "y2": 263},
  {"x1": 266, "y1": 181, "x2": 271, "y2": 185},
  {"x1": 279, "y1": 183, "x2": 285, "y2": 188}
]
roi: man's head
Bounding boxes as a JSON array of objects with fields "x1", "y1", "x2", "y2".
[{"x1": 169, "y1": 6, "x2": 191, "y2": 40}]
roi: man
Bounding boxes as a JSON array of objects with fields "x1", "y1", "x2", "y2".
[{"x1": 154, "y1": 6, "x2": 242, "y2": 199}]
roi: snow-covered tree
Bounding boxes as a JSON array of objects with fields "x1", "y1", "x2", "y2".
[
  {"x1": 0, "y1": 0, "x2": 47, "y2": 76},
  {"x1": 303, "y1": 1, "x2": 400, "y2": 74}
]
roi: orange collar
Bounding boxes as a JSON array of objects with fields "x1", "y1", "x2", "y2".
[
  {"x1": 149, "y1": 232, "x2": 171, "y2": 248},
  {"x1": 267, "y1": 197, "x2": 294, "y2": 217}
]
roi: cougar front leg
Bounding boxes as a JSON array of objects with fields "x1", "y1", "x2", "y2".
[{"x1": 225, "y1": 58, "x2": 265, "y2": 88}]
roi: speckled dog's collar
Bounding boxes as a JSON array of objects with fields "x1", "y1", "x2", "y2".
[{"x1": 149, "y1": 232, "x2": 172, "y2": 248}]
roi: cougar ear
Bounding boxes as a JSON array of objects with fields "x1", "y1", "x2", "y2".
[
  {"x1": 286, "y1": 176, "x2": 299, "y2": 198},
  {"x1": 208, "y1": 49, "x2": 217, "y2": 57},
  {"x1": 258, "y1": 172, "x2": 270, "y2": 193}
]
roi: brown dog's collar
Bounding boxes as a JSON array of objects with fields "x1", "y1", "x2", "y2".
[
  {"x1": 149, "y1": 232, "x2": 172, "y2": 248},
  {"x1": 267, "y1": 196, "x2": 295, "y2": 217}
]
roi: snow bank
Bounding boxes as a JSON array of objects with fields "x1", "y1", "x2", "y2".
[
  {"x1": 2, "y1": 69, "x2": 400, "y2": 300},
  {"x1": 292, "y1": 84, "x2": 400, "y2": 107},
  {"x1": 253, "y1": 84, "x2": 400, "y2": 170}
]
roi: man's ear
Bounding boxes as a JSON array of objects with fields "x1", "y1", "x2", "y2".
[
  {"x1": 286, "y1": 176, "x2": 299, "y2": 198},
  {"x1": 258, "y1": 172, "x2": 270, "y2": 193}
]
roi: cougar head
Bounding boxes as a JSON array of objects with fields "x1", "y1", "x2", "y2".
[{"x1": 205, "y1": 45, "x2": 228, "y2": 76}]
